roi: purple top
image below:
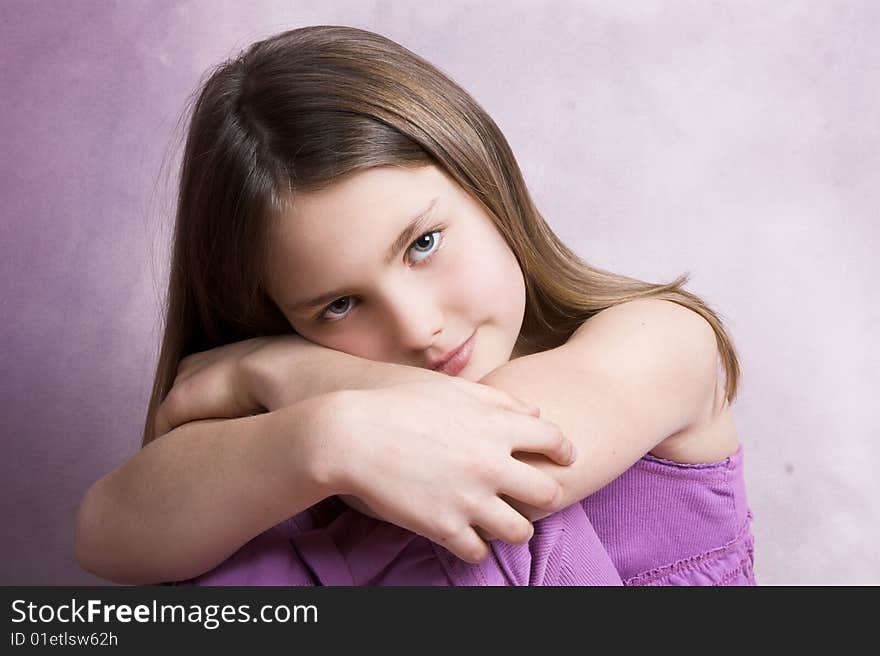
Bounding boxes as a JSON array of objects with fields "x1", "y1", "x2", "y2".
[{"x1": 181, "y1": 446, "x2": 755, "y2": 586}]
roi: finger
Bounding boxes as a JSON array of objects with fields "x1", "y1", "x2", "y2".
[
  {"x1": 474, "y1": 526, "x2": 500, "y2": 542},
  {"x1": 497, "y1": 460, "x2": 565, "y2": 512},
  {"x1": 154, "y1": 376, "x2": 241, "y2": 439},
  {"x1": 175, "y1": 351, "x2": 204, "y2": 380},
  {"x1": 465, "y1": 382, "x2": 540, "y2": 416},
  {"x1": 153, "y1": 385, "x2": 190, "y2": 439},
  {"x1": 509, "y1": 417, "x2": 576, "y2": 465},
  {"x1": 154, "y1": 387, "x2": 199, "y2": 438},
  {"x1": 437, "y1": 525, "x2": 492, "y2": 564},
  {"x1": 474, "y1": 497, "x2": 534, "y2": 546}
]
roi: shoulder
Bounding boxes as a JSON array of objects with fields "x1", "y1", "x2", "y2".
[
  {"x1": 566, "y1": 299, "x2": 720, "y2": 434},
  {"x1": 569, "y1": 299, "x2": 718, "y2": 366}
]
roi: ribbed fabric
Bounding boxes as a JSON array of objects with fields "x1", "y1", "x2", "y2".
[
  {"x1": 581, "y1": 446, "x2": 755, "y2": 585},
  {"x1": 182, "y1": 446, "x2": 755, "y2": 586}
]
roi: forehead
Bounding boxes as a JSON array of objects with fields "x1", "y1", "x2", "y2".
[{"x1": 266, "y1": 164, "x2": 451, "y2": 298}]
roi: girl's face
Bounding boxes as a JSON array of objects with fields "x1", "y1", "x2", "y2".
[{"x1": 264, "y1": 164, "x2": 527, "y2": 381}]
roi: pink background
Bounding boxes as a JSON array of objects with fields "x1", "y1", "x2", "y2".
[{"x1": 2, "y1": 1, "x2": 877, "y2": 584}]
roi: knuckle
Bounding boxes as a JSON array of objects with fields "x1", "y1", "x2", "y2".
[
  {"x1": 159, "y1": 379, "x2": 195, "y2": 430},
  {"x1": 160, "y1": 390, "x2": 181, "y2": 423},
  {"x1": 547, "y1": 425, "x2": 568, "y2": 452},
  {"x1": 537, "y1": 480, "x2": 562, "y2": 509},
  {"x1": 432, "y1": 517, "x2": 460, "y2": 543},
  {"x1": 458, "y1": 457, "x2": 479, "y2": 482},
  {"x1": 479, "y1": 457, "x2": 502, "y2": 482},
  {"x1": 176, "y1": 354, "x2": 197, "y2": 376},
  {"x1": 557, "y1": 434, "x2": 572, "y2": 457},
  {"x1": 169, "y1": 374, "x2": 191, "y2": 398},
  {"x1": 507, "y1": 520, "x2": 533, "y2": 545},
  {"x1": 460, "y1": 494, "x2": 482, "y2": 517},
  {"x1": 461, "y1": 451, "x2": 495, "y2": 482}
]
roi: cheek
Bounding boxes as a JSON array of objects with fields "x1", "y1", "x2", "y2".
[
  {"x1": 286, "y1": 310, "x2": 388, "y2": 361},
  {"x1": 442, "y1": 255, "x2": 486, "y2": 304},
  {"x1": 442, "y1": 240, "x2": 524, "y2": 316}
]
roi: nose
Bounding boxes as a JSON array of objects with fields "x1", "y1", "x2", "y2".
[{"x1": 380, "y1": 279, "x2": 443, "y2": 357}]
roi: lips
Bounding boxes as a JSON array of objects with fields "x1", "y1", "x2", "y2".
[{"x1": 431, "y1": 329, "x2": 476, "y2": 376}]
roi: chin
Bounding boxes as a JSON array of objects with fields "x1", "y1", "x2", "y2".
[{"x1": 464, "y1": 352, "x2": 506, "y2": 382}]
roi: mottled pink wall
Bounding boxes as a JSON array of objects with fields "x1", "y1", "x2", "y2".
[{"x1": 2, "y1": 1, "x2": 877, "y2": 584}]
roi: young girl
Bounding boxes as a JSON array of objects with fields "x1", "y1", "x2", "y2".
[{"x1": 75, "y1": 25, "x2": 755, "y2": 586}]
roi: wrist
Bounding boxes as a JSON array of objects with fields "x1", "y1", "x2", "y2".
[
  {"x1": 242, "y1": 335, "x2": 317, "y2": 411},
  {"x1": 293, "y1": 390, "x2": 364, "y2": 498},
  {"x1": 244, "y1": 358, "x2": 281, "y2": 413}
]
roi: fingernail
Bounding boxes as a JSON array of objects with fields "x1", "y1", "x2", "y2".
[{"x1": 568, "y1": 443, "x2": 577, "y2": 463}]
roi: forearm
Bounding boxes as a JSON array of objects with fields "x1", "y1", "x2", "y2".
[
  {"x1": 255, "y1": 336, "x2": 439, "y2": 411},
  {"x1": 485, "y1": 355, "x2": 650, "y2": 519},
  {"x1": 75, "y1": 394, "x2": 342, "y2": 585}
]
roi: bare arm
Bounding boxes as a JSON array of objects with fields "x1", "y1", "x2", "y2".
[
  {"x1": 252, "y1": 302, "x2": 721, "y2": 527},
  {"x1": 236, "y1": 302, "x2": 720, "y2": 529},
  {"x1": 146, "y1": 300, "x2": 721, "y2": 551},
  {"x1": 76, "y1": 343, "x2": 569, "y2": 582},
  {"x1": 479, "y1": 300, "x2": 725, "y2": 522},
  {"x1": 85, "y1": 300, "x2": 708, "y2": 582},
  {"x1": 75, "y1": 394, "x2": 342, "y2": 585},
  {"x1": 154, "y1": 334, "x2": 446, "y2": 437}
]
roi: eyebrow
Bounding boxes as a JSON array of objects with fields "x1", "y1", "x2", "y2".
[{"x1": 288, "y1": 197, "x2": 440, "y2": 313}]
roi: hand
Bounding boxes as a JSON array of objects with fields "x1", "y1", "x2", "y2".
[
  {"x1": 322, "y1": 381, "x2": 577, "y2": 563},
  {"x1": 153, "y1": 337, "x2": 272, "y2": 438},
  {"x1": 155, "y1": 333, "x2": 350, "y2": 437}
]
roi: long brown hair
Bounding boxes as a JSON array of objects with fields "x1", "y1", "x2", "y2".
[{"x1": 143, "y1": 25, "x2": 740, "y2": 446}]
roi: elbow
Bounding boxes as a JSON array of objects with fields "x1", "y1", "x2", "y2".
[
  {"x1": 74, "y1": 481, "x2": 145, "y2": 585},
  {"x1": 74, "y1": 482, "x2": 112, "y2": 580}
]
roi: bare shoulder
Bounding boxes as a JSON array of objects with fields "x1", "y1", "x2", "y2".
[
  {"x1": 568, "y1": 299, "x2": 718, "y2": 378},
  {"x1": 567, "y1": 299, "x2": 739, "y2": 463}
]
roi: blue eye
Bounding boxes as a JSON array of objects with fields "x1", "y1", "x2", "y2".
[
  {"x1": 316, "y1": 228, "x2": 446, "y2": 324},
  {"x1": 408, "y1": 229, "x2": 443, "y2": 263}
]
